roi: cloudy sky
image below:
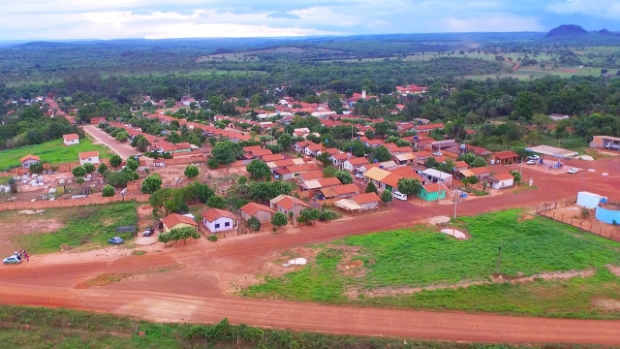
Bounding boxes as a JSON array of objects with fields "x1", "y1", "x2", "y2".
[{"x1": 2, "y1": 0, "x2": 619, "y2": 41}]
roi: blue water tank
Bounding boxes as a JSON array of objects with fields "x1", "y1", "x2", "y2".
[
  {"x1": 461, "y1": 193, "x2": 468, "y2": 198},
  {"x1": 601, "y1": 198, "x2": 608, "y2": 203}
]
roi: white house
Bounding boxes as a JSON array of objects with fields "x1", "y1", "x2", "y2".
[
  {"x1": 63, "y1": 133, "x2": 80, "y2": 146},
  {"x1": 20, "y1": 154, "x2": 40, "y2": 169},
  {"x1": 78, "y1": 151, "x2": 100, "y2": 165},
  {"x1": 420, "y1": 168, "x2": 452, "y2": 186},
  {"x1": 201, "y1": 208, "x2": 237, "y2": 233},
  {"x1": 490, "y1": 173, "x2": 514, "y2": 190},
  {"x1": 577, "y1": 191, "x2": 607, "y2": 209},
  {"x1": 343, "y1": 157, "x2": 369, "y2": 172}
]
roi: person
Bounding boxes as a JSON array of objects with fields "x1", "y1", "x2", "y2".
[{"x1": 24, "y1": 250, "x2": 29, "y2": 262}]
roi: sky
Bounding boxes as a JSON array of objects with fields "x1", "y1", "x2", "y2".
[{"x1": 2, "y1": 0, "x2": 620, "y2": 41}]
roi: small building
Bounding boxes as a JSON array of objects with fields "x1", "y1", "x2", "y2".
[
  {"x1": 160, "y1": 213, "x2": 198, "y2": 232},
  {"x1": 320, "y1": 183, "x2": 360, "y2": 199},
  {"x1": 590, "y1": 135, "x2": 620, "y2": 150},
  {"x1": 329, "y1": 152, "x2": 350, "y2": 168},
  {"x1": 343, "y1": 157, "x2": 369, "y2": 172},
  {"x1": 201, "y1": 208, "x2": 237, "y2": 233},
  {"x1": 20, "y1": 154, "x2": 40, "y2": 169},
  {"x1": 489, "y1": 173, "x2": 515, "y2": 190},
  {"x1": 273, "y1": 163, "x2": 320, "y2": 181},
  {"x1": 418, "y1": 183, "x2": 448, "y2": 202},
  {"x1": 549, "y1": 113, "x2": 569, "y2": 121},
  {"x1": 492, "y1": 151, "x2": 519, "y2": 165},
  {"x1": 393, "y1": 152, "x2": 416, "y2": 165},
  {"x1": 468, "y1": 167, "x2": 491, "y2": 181},
  {"x1": 577, "y1": 191, "x2": 607, "y2": 209},
  {"x1": 239, "y1": 202, "x2": 275, "y2": 224},
  {"x1": 90, "y1": 117, "x2": 107, "y2": 124},
  {"x1": 63, "y1": 133, "x2": 80, "y2": 146},
  {"x1": 420, "y1": 168, "x2": 453, "y2": 186},
  {"x1": 78, "y1": 151, "x2": 100, "y2": 165},
  {"x1": 304, "y1": 143, "x2": 323, "y2": 157},
  {"x1": 352, "y1": 192, "x2": 381, "y2": 211},
  {"x1": 270, "y1": 195, "x2": 310, "y2": 218}
]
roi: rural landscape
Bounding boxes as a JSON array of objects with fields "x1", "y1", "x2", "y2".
[{"x1": 2, "y1": 12, "x2": 620, "y2": 348}]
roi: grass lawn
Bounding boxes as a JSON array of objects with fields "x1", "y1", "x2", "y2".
[
  {"x1": 243, "y1": 210, "x2": 620, "y2": 318},
  {"x1": 0, "y1": 137, "x2": 114, "y2": 171},
  {"x1": 16, "y1": 202, "x2": 138, "y2": 253}
]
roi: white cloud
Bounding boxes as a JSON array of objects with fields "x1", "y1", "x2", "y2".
[
  {"x1": 547, "y1": 0, "x2": 620, "y2": 19},
  {"x1": 443, "y1": 14, "x2": 544, "y2": 32}
]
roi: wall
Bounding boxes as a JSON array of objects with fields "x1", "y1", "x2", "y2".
[
  {"x1": 595, "y1": 205, "x2": 620, "y2": 225},
  {"x1": 577, "y1": 192, "x2": 606, "y2": 209},
  {"x1": 0, "y1": 194, "x2": 150, "y2": 211}
]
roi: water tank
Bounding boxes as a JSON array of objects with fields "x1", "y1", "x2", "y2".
[{"x1": 600, "y1": 198, "x2": 608, "y2": 204}]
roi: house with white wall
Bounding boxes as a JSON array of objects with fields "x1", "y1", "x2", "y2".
[
  {"x1": 63, "y1": 134, "x2": 80, "y2": 146},
  {"x1": 201, "y1": 208, "x2": 237, "y2": 233},
  {"x1": 78, "y1": 151, "x2": 100, "y2": 165}
]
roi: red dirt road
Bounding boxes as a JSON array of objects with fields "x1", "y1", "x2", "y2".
[
  {"x1": 81, "y1": 124, "x2": 139, "y2": 160},
  {"x1": 1, "y1": 158, "x2": 619, "y2": 344}
]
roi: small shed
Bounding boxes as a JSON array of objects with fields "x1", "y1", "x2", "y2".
[
  {"x1": 489, "y1": 173, "x2": 514, "y2": 190},
  {"x1": 352, "y1": 192, "x2": 381, "y2": 211},
  {"x1": 577, "y1": 191, "x2": 607, "y2": 209},
  {"x1": 418, "y1": 183, "x2": 447, "y2": 202}
]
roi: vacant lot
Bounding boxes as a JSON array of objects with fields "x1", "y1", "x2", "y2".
[
  {"x1": 244, "y1": 210, "x2": 620, "y2": 318},
  {"x1": 0, "y1": 137, "x2": 113, "y2": 171},
  {"x1": 12, "y1": 202, "x2": 138, "y2": 254}
]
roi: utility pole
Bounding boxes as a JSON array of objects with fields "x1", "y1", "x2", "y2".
[
  {"x1": 453, "y1": 191, "x2": 459, "y2": 219},
  {"x1": 496, "y1": 239, "x2": 502, "y2": 275}
]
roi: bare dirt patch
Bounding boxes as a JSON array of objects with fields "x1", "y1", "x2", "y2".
[
  {"x1": 0, "y1": 212, "x2": 66, "y2": 255},
  {"x1": 346, "y1": 269, "x2": 595, "y2": 299},
  {"x1": 607, "y1": 264, "x2": 620, "y2": 277},
  {"x1": 75, "y1": 273, "x2": 132, "y2": 289},
  {"x1": 518, "y1": 213, "x2": 536, "y2": 221},
  {"x1": 592, "y1": 298, "x2": 620, "y2": 312}
]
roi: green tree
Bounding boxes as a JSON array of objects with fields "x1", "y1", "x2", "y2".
[
  {"x1": 298, "y1": 208, "x2": 321, "y2": 225},
  {"x1": 397, "y1": 178, "x2": 421, "y2": 196},
  {"x1": 207, "y1": 195, "x2": 227, "y2": 209},
  {"x1": 246, "y1": 160, "x2": 271, "y2": 181},
  {"x1": 72, "y1": 165, "x2": 86, "y2": 177},
  {"x1": 471, "y1": 157, "x2": 487, "y2": 168},
  {"x1": 212, "y1": 141, "x2": 242, "y2": 165},
  {"x1": 104, "y1": 171, "x2": 134, "y2": 187},
  {"x1": 323, "y1": 166, "x2": 337, "y2": 178},
  {"x1": 424, "y1": 157, "x2": 439, "y2": 168},
  {"x1": 365, "y1": 182, "x2": 378, "y2": 194},
  {"x1": 97, "y1": 162, "x2": 108, "y2": 174},
  {"x1": 29, "y1": 162, "x2": 44, "y2": 174},
  {"x1": 126, "y1": 158, "x2": 139, "y2": 171},
  {"x1": 462, "y1": 175, "x2": 479, "y2": 187},
  {"x1": 381, "y1": 190, "x2": 393, "y2": 203},
  {"x1": 510, "y1": 170, "x2": 522, "y2": 184},
  {"x1": 169, "y1": 226, "x2": 200, "y2": 244},
  {"x1": 371, "y1": 145, "x2": 391, "y2": 162},
  {"x1": 364, "y1": 129, "x2": 374, "y2": 140},
  {"x1": 271, "y1": 212, "x2": 288, "y2": 230},
  {"x1": 149, "y1": 188, "x2": 180, "y2": 216},
  {"x1": 184, "y1": 165, "x2": 199, "y2": 179},
  {"x1": 109, "y1": 155, "x2": 122, "y2": 168},
  {"x1": 141, "y1": 174, "x2": 162, "y2": 194},
  {"x1": 207, "y1": 157, "x2": 219, "y2": 169},
  {"x1": 336, "y1": 171, "x2": 353, "y2": 184},
  {"x1": 457, "y1": 153, "x2": 476, "y2": 166},
  {"x1": 277, "y1": 133, "x2": 293, "y2": 150},
  {"x1": 513, "y1": 91, "x2": 546, "y2": 121},
  {"x1": 316, "y1": 152, "x2": 332, "y2": 166},
  {"x1": 102, "y1": 184, "x2": 115, "y2": 197},
  {"x1": 247, "y1": 216, "x2": 261, "y2": 232}
]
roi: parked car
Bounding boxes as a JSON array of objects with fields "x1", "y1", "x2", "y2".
[
  {"x1": 3, "y1": 255, "x2": 22, "y2": 264},
  {"x1": 526, "y1": 160, "x2": 537, "y2": 165},
  {"x1": 432, "y1": 151, "x2": 442, "y2": 156},
  {"x1": 143, "y1": 228, "x2": 154, "y2": 237},
  {"x1": 355, "y1": 173, "x2": 364, "y2": 179},
  {"x1": 108, "y1": 236, "x2": 124, "y2": 245},
  {"x1": 528, "y1": 155, "x2": 540, "y2": 160},
  {"x1": 567, "y1": 168, "x2": 579, "y2": 174},
  {"x1": 392, "y1": 191, "x2": 408, "y2": 201}
]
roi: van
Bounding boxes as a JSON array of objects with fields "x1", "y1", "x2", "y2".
[{"x1": 392, "y1": 191, "x2": 407, "y2": 201}]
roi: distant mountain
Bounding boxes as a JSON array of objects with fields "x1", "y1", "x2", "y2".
[
  {"x1": 598, "y1": 29, "x2": 614, "y2": 36},
  {"x1": 545, "y1": 24, "x2": 588, "y2": 38}
]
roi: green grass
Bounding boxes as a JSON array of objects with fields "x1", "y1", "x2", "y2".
[
  {"x1": 244, "y1": 210, "x2": 620, "y2": 318},
  {"x1": 17, "y1": 202, "x2": 138, "y2": 253},
  {"x1": 0, "y1": 137, "x2": 114, "y2": 171},
  {"x1": 0, "y1": 305, "x2": 565, "y2": 349}
]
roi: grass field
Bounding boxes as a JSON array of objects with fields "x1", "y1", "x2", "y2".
[
  {"x1": 244, "y1": 210, "x2": 620, "y2": 318},
  {"x1": 0, "y1": 305, "x2": 560, "y2": 349},
  {"x1": 0, "y1": 137, "x2": 113, "y2": 171},
  {"x1": 15, "y1": 202, "x2": 138, "y2": 253}
]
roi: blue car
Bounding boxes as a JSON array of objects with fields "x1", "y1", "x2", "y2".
[{"x1": 108, "y1": 236, "x2": 124, "y2": 245}]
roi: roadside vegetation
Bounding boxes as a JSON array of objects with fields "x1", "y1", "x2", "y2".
[
  {"x1": 0, "y1": 305, "x2": 578, "y2": 349},
  {"x1": 244, "y1": 210, "x2": 620, "y2": 319},
  {"x1": 17, "y1": 202, "x2": 138, "y2": 253},
  {"x1": 0, "y1": 137, "x2": 113, "y2": 171}
]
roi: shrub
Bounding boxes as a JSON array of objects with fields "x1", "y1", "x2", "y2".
[
  {"x1": 319, "y1": 210, "x2": 340, "y2": 222},
  {"x1": 581, "y1": 207, "x2": 591, "y2": 219},
  {"x1": 76, "y1": 177, "x2": 85, "y2": 184},
  {"x1": 208, "y1": 234, "x2": 218, "y2": 242},
  {"x1": 247, "y1": 216, "x2": 261, "y2": 232},
  {"x1": 72, "y1": 166, "x2": 86, "y2": 177},
  {"x1": 101, "y1": 185, "x2": 115, "y2": 197},
  {"x1": 97, "y1": 163, "x2": 108, "y2": 174},
  {"x1": 184, "y1": 165, "x2": 199, "y2": 179},
  {"x1": 207, "y1": 158, "x2": 219, "y2": 169}
]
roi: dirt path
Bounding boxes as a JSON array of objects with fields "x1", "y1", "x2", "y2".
[
  {"x1": 0, "y1": 158, "x2": 619, "y2": 344},
  {"x1": 81, "y1": 124, "x2": 138, "y2": 160}
]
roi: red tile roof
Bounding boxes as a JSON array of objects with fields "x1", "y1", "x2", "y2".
[
  {"x1": 261, "y1": 154, "x2": 285, "y2": 162},
  {"x1": 416, "y1": 123, "x2": 445, "y2": 131},
  {"x1": 352, "y1": 192, "x2": 380, "y2": 204},
  {"x1": 469, "y1": 167, "x2": 490, "y2": 175},
  {"x1": 423, "y1": 183, "x2": 446, "y2": 193},
  {"x1": 276, "y1": 196, "x2": 310, "y2": 210},
  {"x1": 300, "y1": 170, "x2": 324, "y2": 180},
  {"x1": 346, "y1": 157, "x2": 369, "y2": 166},
  {"x1": 201, "y1": 208, "x2": 236, "y2": 222},
  {"x1": 161, "y1": 213, "x2": 198, "y2": 229},
  {"x1": 63, "y1": 133, "x2": 79, "y2": 141},
  {"x1": 494, "y1": 151, "x2": 519, "y2": 159},
  {"x1": 240, "y1": 202, "x2": 275, "y2": 216},
  {"x1": 20, "y1": 154, "x2": 40, "y2": 163},
  {"x1": 78, "y1": 151, "x2": 99, "y2": 159}
]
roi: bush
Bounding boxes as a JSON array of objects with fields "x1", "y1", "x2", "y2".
[
  {"x1": 581, "y1": 207, "x2": 591, "y2": 219},
  {"x1": 72, "y1": 165, "x2": 86, "y2": 177},
  {"x1": 207, "y1": 158, "x2": 219, "y2": 169},
  {"x1": 101, "y1": 184, "x2": 115, "y2": 197},
  {"x1": 247, "y1": 216, "x2": 261, "y2": 232},
  {"x1": 97, "y1": 163, "x2": 108, "y2": 174},
  {"x1": 184, "y1": 165, "x2": 199, "y2": 179},
  {"x1": 319, "y1": 210, "x2": 340, "y2": 222},
  {"x1": 76, "y1": 177, "x2": 85, "y2": 184},
  {"x1": 208, "y1": 234, "x2": 218, "y2": 242},
  {"x1": 29, "y1": 162, "x2": 44, "y2": 174},
  {"x1": 83, "y1": 162, "x2": 96, "y2": 174}
]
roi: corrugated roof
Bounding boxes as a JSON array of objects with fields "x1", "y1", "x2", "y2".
[{"x1": 352, "y1": 192, "x2": 380, "y2": 204}]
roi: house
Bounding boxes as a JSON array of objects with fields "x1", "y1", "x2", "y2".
[
  {"x1": 489, "y1": 173, "x2": 515, "y2": 190},
  {"x1": 343, "y1": 157, "x2": 369, "y2": 172},
  {"x1": 352, "y1": 192, "x2": 381, "y2": 210},
  {"x1": 294, "y1": 141, "x2": 309, "y2": 153},
  {"x1": 270, "y1": 195, "x2": 311, "y2": 218},
  {"x1": 320, "y1": 184, "x2": 360, "y2": 199},
  {"x1": 415, "y1": 123, "x2": 444, "y2": 133},
  {"x1": 20, "y1": 155, "x2": 40, "y2": 169},
  {"x1": 300, "y1": 177, "x2": 341, "y2": 193},
  {"x1": 304, "y1": 143, "x2": 323, "y2": 157},
  {"x1": 493, "y1": 151, "x2": 519, "y2": 165},
  {"x1": 393, "y1": 152, "x2": 416, "y2": 165},
  {"x1": 466, "y1": 145, "x2": 492, "y2": 157},
  {"x1": 418, "y1": 183, "x2": 448, "y2": 202},
  {"x1": 239, "y1": 202, "x2": 275, "y2": 224},
  {"x1": 63, "y1": 134, "x2": 80, "y2": 146},
  {"x1": 267, "y1": 158, "x2": 305, "y2": 173},
  {"x1": 90, "y1": 117, "x2": 107, "y2": 124},
  {"x1": 299, "y1": 170, "x2": 324, "y2": 182},
  {"x1": 459, "y1": 167, "x2": 491, "y2": 181},
  {"x1": 549, "y1": 113, "x2": 569, "y2": 121},
  {"x1": 78, "y1": 151, "x2": 100, "y2": 165},
  {"x1": 160, "y1": 213, "x2": 198, "y2": 232},
  {"x1": 590, "y1": 135, "x2": 620, "y2": 150},
  {"x1": 329, "y1": 152, "x2": 351, "y2": 168},
  {"x1": 201, "y1": 208, "x2": 237, "y2": 233},
  {"x1": 420, "y1": 168, "x2": 453, "y2": 186},
  {"x1": 273, "y1": 163, "x2": 320, "y2": 181},
  {"x1": 453, "y1": 161, "x2": 469, "y2": 171}
]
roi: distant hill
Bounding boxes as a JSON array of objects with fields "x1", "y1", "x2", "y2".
[
  {"x1": 598, "y1": 29, "x2": 614, "y2": 36},
  {"x1": 545, "y1": 24, "x2": 588, "y2": 38}
]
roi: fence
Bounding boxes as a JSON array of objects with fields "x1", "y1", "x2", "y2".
[
  {"x1": 0, "y1": 194, "x2": 150, "y2": 211},
  {"x1": 534, "y1": 198, "x2": 620, "y2": 243},
  {"x1": 156, "y1": 156, "x2": 208, "y2": 166}
]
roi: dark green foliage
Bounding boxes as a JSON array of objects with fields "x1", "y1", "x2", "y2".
[
  {"x1": 28, "y1": 161, "x2": 44, "y2": 174},
  {"x1": 109, "y1": 155, "x2": 122, "y2": 168},
  {"x1": 207, "y1": 195, "x2": 227, "y2": 209},
  {"x1": 381, "y1": 190, "x2": 393, "y2": 203},
  {"x1": 370, "y1": 145, "x2": 391, "y2": 162},
  {"x1": 104, "y1": 170, "x2": 134, "y2": 187},
  {"x1": 246, "y1": 159, "x2": 271, "y2": 181},
  {"x1": 207, "y1": 157, "x2": 219, "y2": 169},
  {"x1": 141, "y1": 174, "x2": 162, "y2": 194},
  {"x1": 335, "y1": 170, "x2": 353, "y2": 184},
  {"x1": 212, "y1": 140, "x2": 242, "y2": 165},
  {"x1": 126, "y1": 158, "x2": 139, "y2": 171},
  {"x1": 82, "y1": 162, "x2": 96, "y2": 174},
  {"x1": 271, "y1": 212, "x2": 288, "y2": 229},
  {"x1": 365, "y1": 182, "x2": 378, "y2": 194},
  {"x1": 71, "y1": 165, "x2": 86, "y2": 177},
  {"x1": 247, "y1": 216, "x2": 261, "y2": 232},
  {"x1": 184, "y1": 165, "x2": 199, "y2": 178},
  {"x1": 397, "y1": 178, "x2": 421, "y2": 196},
  {"x1": 101, "y1": 184, "x2": 115, "y2": 197}
]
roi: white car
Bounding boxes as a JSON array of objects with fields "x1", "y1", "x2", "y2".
[
  {"x1": 3, "y1": 255, "x2": 22, "y2": 264},
  {"x1": 392, "y1": 191, "x2": 408, "y2": 201},
  {"x1": 432, "y1": 152, "x2": 442, "y2": 156},
  {"x1": 526, "y1": 160, "x2": 537, "y2": 165},
  {"x1": 567, "y1": 168, "x2": 578, "y2": 174},
  {"x1": 528, "y1": 155, "x2": 540, "y2": 160}
]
